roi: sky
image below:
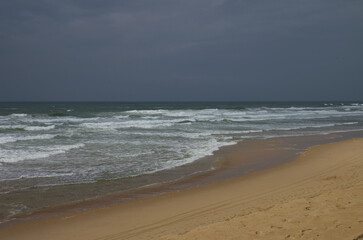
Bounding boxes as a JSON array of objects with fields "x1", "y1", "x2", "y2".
[{"x1": 0, "y1": 0, "x2": 362, "y2": 101}]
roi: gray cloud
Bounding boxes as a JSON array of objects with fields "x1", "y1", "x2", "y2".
[{"x1": 1, "y1": 0, "x2": 362, "y2": 101}]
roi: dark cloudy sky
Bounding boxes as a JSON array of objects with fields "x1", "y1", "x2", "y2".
[{"x1": 1, "y1": 0, "x2": 362, "y2": 101}]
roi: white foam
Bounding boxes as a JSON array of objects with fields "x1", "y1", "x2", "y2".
[
  {"x1": 0, "y1": 172, "x2": 74, "y2": 182},
  {"x1": 125, "y1": 109, "x2": 166, "y2": 115},
  {"x1": 80, "y1": 119, "x2": 182, "y2": 130},
  {"x1": 265, "y1": 122, "x2": 359, "y2": 132},
  {"x1": 0, "y1": 124, "x2": 56, "y2": 131},
  {"x1": 24, "y1": 125, "x2": 55, "y2": 131},
  {"x1": 123, "y1": 138, "x2": 237, "y2": 177},
  {"x1": 9, "y1": 113, "x2": 27, "y2": 117},
  {"x1": 114, "y1": 115, "x2": 130, "y2": 119},
  {"x1": 214, "y1": 130, "x2": 263, "y2": 135},
  {"x1": 26, "y1": 117, "x2": 100, "y2": 123},
  {"x1": 76, "y1": 108, "x2": 363, "y2": 132},
  {"x1": 162, "y1": 139, "x2": 237, "y2": 171},
  {"x1": 119, "y1": 150, "x2": 155, "y2": 158},
  {"x1": 0, "y1": 134, "x2": 56, "y2": 144},
  {"x1": 123, "y1": 109, "x2": 222, "y2": 120},
  {"x1": 0, "y1": 143, "x2": 85, "y2": 163},
  {"x1": 1, "y1": 105, "x2": 362, "y2": 185},
  {"x1": 0, "y1": 125, "x2": 26, "y2": 130},
  {"x1": 161, "y1": 109, "x2": 220, "y2": 118},
  {"x1": 0, "y1": 136, "x2": 16, "y2": 144},
  {"x1": 340, "y1": 122, "x2": 359, "y2": 125}
]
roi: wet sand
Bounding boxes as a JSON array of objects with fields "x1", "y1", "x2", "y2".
[{"x1": 1, "y1": 137, "x2": 363, "y2": 239}]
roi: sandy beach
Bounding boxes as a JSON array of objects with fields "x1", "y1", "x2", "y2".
[{"x1": 1, "y1": 137, "x2": 363, "y2": 240}]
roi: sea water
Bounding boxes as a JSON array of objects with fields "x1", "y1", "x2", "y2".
[{"x1": 0, "y1": 102, "x2": 363, "y2": 221}]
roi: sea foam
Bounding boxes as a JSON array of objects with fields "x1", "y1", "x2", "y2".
[
  {"x1": 24, "y1": 125, "x2": 55, "y2": 131},
  {"x1": 0, "y1": 143, "x2": 85, "y2": 163},
  {"x1": 0, "y1": 134, "x2": 56, "y2": 144}
]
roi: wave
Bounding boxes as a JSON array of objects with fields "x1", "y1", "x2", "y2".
[
  {"x1": 0, "y1": 125, "x2": 26, "y2": 131},
  {"x1": 119, "y1": 138, "x2": 238, "y2": 178},
  {"x1": 339, "y1": 122, "x2": 359, "y2": 125},
  {"x1": 0, "y1": 124, "x2": 56, "y2": 131},
  {"x1": 117, "y1": 130, "x2": 229, "y2": 139},
  {"x1": 80, "y1": 119, "x2": 182, "y2": 130},
  {"x1": 119, "y1": 151, "x2": 156, "y2": 158},
  {"x1": 264, "y1": 122, "x2": 359, "y2": 132},
  {"x1": 0, "y1": 172, "x2": 74, "y2": 182},
  {"x1": 9, "y1": 113, "x2": 27, "y2": 117},
  {"x1": 159, "y1": 139, "x2": 237, "y2": 173},
  {"x1": 78, "y1": 108, "x2": 363, "y2": 132},
  {"x1": 25, "y1": 117, "x2": 100, "y2": 123},
  {"x1": 125, "y1": 109, "x2": 166, "y2": 115},
  {"x1": 114, "y1": 115, "x2": 130, "y2": 119},
  {"x1": 0, "y1": 143, "x2": 85, "y2": 163},
  {"x1": 80, "y1": 119, "x2": 265, "y2": 132},
  {"x1": 24, "y1": 125, "x2": 55, "y2": 131},
  {"x1": 124, "y1": 109, "x2": 222, "y2": 118},
  {"x1": 0, "y1": 134, "x2": 56, "y2": 144},
  {"x1": 120, "y1": 108, "x2": 363, "y2": 124}
]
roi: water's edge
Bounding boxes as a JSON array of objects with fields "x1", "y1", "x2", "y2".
[{"x1": 1, "y1": 129, "x2": 363, "y2": 229}]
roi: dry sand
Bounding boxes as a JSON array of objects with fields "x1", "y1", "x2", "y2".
[{"x1": 1, "y1": 138, "x2": 363, "y2": 240}]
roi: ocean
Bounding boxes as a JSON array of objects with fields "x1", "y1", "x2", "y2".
[{"x1": 1, "y1": 102, "x2": 363, "y2": 222}]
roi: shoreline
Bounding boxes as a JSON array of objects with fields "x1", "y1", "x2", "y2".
[
  {"x1": 0, "y1": 136, "x2": 362, "y2": 239},
  {"x1": 1, "y1": 101, "x2": 362, "y2": 228},
  {"x1": 0, "y1": 130, "x2": 362, "y2": 238},
  {"x1": 1, "y1": 130, "x2": 363, "y2": 229}
]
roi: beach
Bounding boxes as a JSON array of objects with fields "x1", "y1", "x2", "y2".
[
  {"x1": 2, "y1": 0, "x2": 363, "y2": 237},
  {"x1": 2, "y1": 102, "x2": 363, "y2": 222},
  {"x1": 1, "y1": 137, "x2": 362, "y2": 239}
]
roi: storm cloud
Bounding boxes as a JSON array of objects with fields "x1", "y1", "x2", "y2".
[{"x1": 1, "y1": 0, "x2": 362, "y2": 101}]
